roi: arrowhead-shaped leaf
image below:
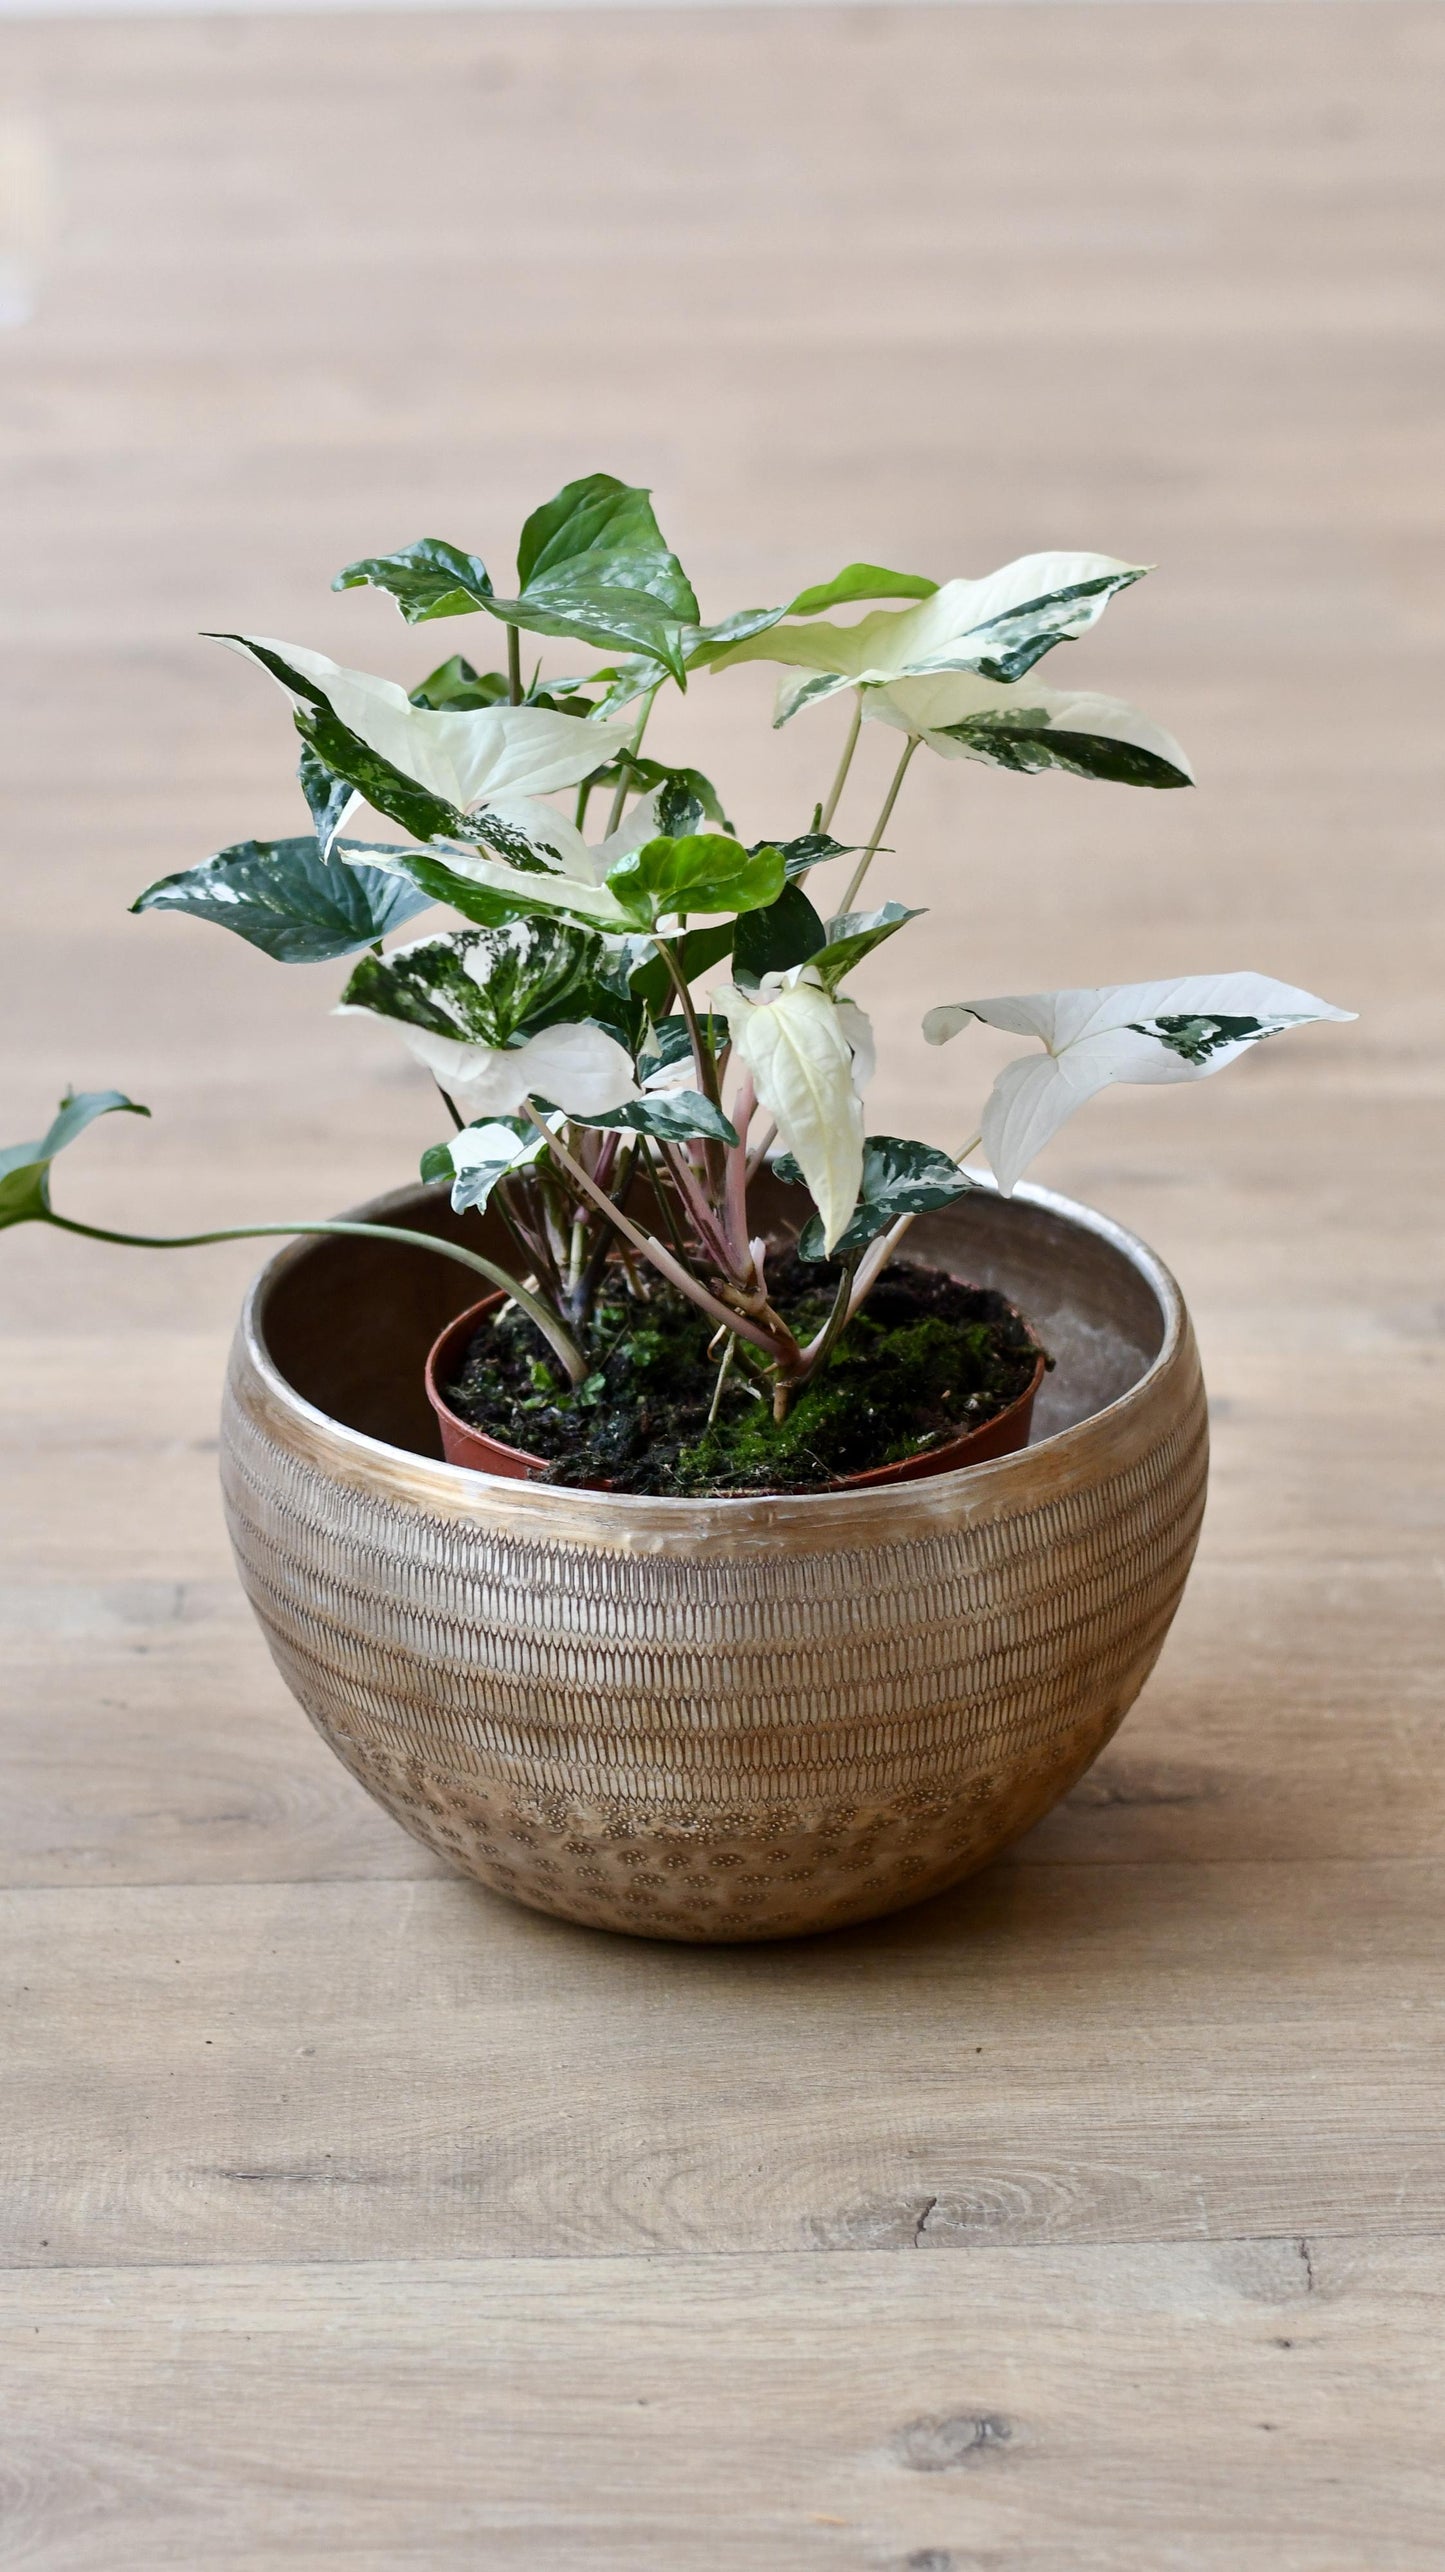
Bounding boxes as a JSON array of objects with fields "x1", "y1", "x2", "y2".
[
  {"x1": 0, "y1": 1090, "x2": 150, "y2": 1231},
  {"x1": 132, "y1": 836, "x2": 433, "y2": 963},
  {"x1": 605, "y1": 834, "x2": 785, "y2": 930}
]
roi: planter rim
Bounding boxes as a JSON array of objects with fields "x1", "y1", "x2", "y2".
[{"x1": 231, "y1": 1174, "x2": 1192, "y2": 1549}]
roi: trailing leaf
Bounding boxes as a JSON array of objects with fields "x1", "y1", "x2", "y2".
[
  {"x1": 605, "y1": 833, "x2": 785, "y2": 930},
  {"x1": 781, "y1": 1134, "x2": 973, "y2": 1261},
  {"x1": 132, "y1": 836, "x2": 433, "y2": 964},
  {"x1": 0, "y1": 1091, "x2": 150, "y2": 1231}
]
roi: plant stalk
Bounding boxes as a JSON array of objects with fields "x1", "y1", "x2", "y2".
[
  {"x1": 506, "y1": 625, "x2": 523, "y2": 707},
  {"x1": 839, "y1": 733, "x2": 921, "y2": 912},
  {"x1": 819, "y1": 693, "x2": 863, "y2": 832},
  {"x1": 605, "y1": 688, "x2": 658, "y2": 836},
  {"x1": 526, "y1": 1111, "x2": 783, "y2": 1363}
]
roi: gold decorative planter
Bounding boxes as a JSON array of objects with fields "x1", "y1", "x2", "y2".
[{"x1": 220, "y1": 1178, "x2": 1208, "y2": 1943}]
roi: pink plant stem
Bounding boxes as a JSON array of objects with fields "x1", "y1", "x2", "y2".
[
  {"x1": 659, "y1": 1139, "x2": 736, "y2": 1273},
  {"x1": 525, "y1": 1110, "x2": 781, "y2": 1362},
  {"x1": 724, "y1": 1074, "x2": 756, "y2": 1269}
]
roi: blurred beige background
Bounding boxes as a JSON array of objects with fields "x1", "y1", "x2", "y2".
[{"x1": 3, "y1": 7, "x2": 1443, "y2": 2566}]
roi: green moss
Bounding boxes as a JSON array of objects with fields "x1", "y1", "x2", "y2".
[{"x1": 444, "y1": 1253, "x2": 1045, "y2": 1498}]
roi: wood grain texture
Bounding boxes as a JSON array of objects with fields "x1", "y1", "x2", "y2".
[{"x1": 1, "y1": 2, "x2": 1443, "y2": 2561}]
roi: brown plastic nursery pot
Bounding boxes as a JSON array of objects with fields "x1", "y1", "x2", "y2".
[
  {"x1": 220, "y1": 1172, "x2": 1208, "y2": 1944},
  {"x1": 422, "y1": 1290, "x2": 1047, "y2": 1487}
]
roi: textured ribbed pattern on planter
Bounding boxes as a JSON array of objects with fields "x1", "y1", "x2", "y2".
[{"x1": 220, "y1": 1181, "x2": 1209, "y2": 1942}]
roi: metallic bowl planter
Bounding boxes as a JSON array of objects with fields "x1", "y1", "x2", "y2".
[{"x1": 220, "y1": 1177, "x2": 1208, "y2": 1943}]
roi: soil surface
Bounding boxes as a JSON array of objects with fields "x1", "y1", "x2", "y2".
[{"x1": 442, "y1": 1253, "x2": 1045, "y2": 1497}]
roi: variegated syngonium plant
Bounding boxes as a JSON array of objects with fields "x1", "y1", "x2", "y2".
[{"x1": 10, "y1": 470, "x2": 1353, "y2": 1422}]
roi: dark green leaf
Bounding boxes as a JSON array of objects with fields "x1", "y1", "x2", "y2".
[
  {"x1": 517, "y1": 473, "x2": 697, "y2": 616},
  {"x1": 811, "y1": 902, "x2": 923, "y2": 991},
  {"x1": 0, "y1": 1090, "x2": 150, "y2": 1231},
  {"x1": 793, "y1": 1134, "x2": 973, "y2": 1261},
  {"x1": 354, "y1": 842, "x2": 602, "y2": 935},
  {"x1": 605, "y1": 834, "x2": 785, "y2": 930},
  {"x1": 332, "y1": 537, "x2": 494, "y2": 624},
  {"x1": 419, "y1": 1140, "x2": 457, "y2": 1184},
  {"x1": 731, "y1": 883, "x2": 827, "y2": 987},
  {"x1": 627, "y1": 922, "x2": 735, "y2": 1017},
  {"x1": 131, "y1": 836, "x2": 433, "y2": 963},
  {"x1": 934, "y1": 709, "x2": 1190, "y2": 788},
  {"x1": 563, "y1": 1089, "x2": 738, "y2": 1146},
  {"x1": 339, "y1": 918, "x2": 608, "y2": 1048}
]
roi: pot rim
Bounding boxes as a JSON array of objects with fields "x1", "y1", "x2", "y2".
[{"x1": 232, "y1": 1174, "x2": 1190, "y2": 1538}]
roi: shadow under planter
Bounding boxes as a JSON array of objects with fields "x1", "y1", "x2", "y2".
[{"x1": 221, "y1": 1175, "x2": 1208, "y2": 1942}]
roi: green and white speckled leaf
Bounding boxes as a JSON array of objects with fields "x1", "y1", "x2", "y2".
[
  {"x1": 556, "y1": 1089, "x2": 739, "y2": 1146},
  {"x1": 781, "y1": 1132, "x2": 973, "y2": 1262},
  {"x1": 131, "y1": 836, "x2": 433, "y2": 963},
  {"x1": 338, "y1": 919, "x2": 610, "y2": 1050},
  {"x1": 0, "y1": 1090, "x2": 150, "y2": 1230}
]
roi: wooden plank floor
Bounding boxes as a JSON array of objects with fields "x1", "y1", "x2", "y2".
[{"x1": 2, "y1": 7, "x2": 1443, "y2": 2564}]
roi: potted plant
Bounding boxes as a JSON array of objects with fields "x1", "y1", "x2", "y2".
[{"x1": 4, "y1": 473, "x2": 1351, "y2": 1940}]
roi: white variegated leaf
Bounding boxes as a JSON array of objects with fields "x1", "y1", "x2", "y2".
[
  {"x1": 863, "y1": 671, "x2": 1192, "y2": 789},
  {"x1": 924, "y1": 973, "x2": 1355, "y2": 1194},
  {"x1": 213, "y1": 635, "x2": 632, "y2": 813},
  {"x1": 441, "y1": 1119, "x2": 547, "y2": 1213},
  {"x1": 395, "y1": 1020, "x2": 639, "y2": 1125},
  {"x1": 717, "y1": 978, "x2": 864, "y2": 1254},
  {"x1": 709, "y1": 552, "x2": 1147, "y2": 701}
]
